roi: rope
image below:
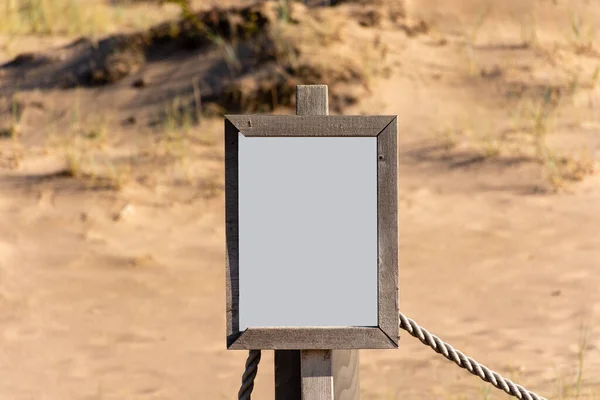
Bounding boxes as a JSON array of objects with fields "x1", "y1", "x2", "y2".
[
  {"x1": 237, "y1": 313, "x2": 547, "y2": 400},
  {"x1": 238, "y1": 349, "x2": 261, "y2": 400},
  {"x1": 398, "y1": 313, "x2": 546, "y2": 400}
]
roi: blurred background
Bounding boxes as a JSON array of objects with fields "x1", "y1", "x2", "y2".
[{"x1": 1, "y1": 0, "x2": 600, "y2": 399}]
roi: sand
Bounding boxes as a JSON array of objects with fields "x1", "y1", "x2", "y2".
[{"x1": 1, "y1": 0, "x2": 600, "y2": 399}]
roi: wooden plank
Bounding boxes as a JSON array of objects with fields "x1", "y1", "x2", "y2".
[
  {"x1": 377, "y1": 118, "x2": 400, "y2": 345},
  {"x1": 300, "y1": 350, "x2": 360, "y2": 400},
  {"x1": 225, "y1": 88, "x2": 400, "y2": 350},
  {"x1": 275, "y1": 350, "x2": 302, "y2": 400},
  {"x1": 224, "y1": 115, "x2": 395, "y2": 137},
  {"x1": 230, "y1": 327, "x2": 396, "y2": 350},
  {"x1": 275, "y1": 84, "x2": 330, "y2": 400},
  {"x1": 302, "y1": 350, "x2": 334, "y2": 400},
  {"x1": 225, "y1": 118, "x2": 240, "y2": 348},
  {"x1": 332, "y1": 350, "x2": 360, "y2": 400},
  {"x1": 298, "y1": 85, "x2": 360, "y2": 400},
  {"x1": 296, "y1": 84, "x2": 328, "y2": 116},
  {"x1": 295, "y1": 85, "x2": 360, "y2": 400}
]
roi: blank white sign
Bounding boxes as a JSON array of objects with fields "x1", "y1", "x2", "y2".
[{"x1": 238, "y1": 133, "x2": 378, "y2": 330}]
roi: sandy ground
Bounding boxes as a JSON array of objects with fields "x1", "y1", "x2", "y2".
[{"x1": 1, "y1": 0, "x2": 600, "y2": 399}]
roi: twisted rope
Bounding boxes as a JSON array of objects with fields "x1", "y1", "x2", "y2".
[
  {"x1": 238, "y1": 349, "x2": 261, "y2": 400},
  {"x1": 237, "y1": 313, "x2": 547, "y2": 400},
  {"x1": 398, "y1": 313, "x2": 546, "y2": 400}
]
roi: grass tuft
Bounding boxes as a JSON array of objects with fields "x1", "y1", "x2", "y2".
[
  {"x1": 567, "y1": 11, "x2": 597, "y2": 55},
  {"x1": 0, "y1": 0, "x2": 178, "y2": 37}
]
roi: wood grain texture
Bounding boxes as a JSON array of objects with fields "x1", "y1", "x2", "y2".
[
  {"x1": 283, "y1": 85, "x2": 332, "y2": 400},
  {"x1": 377, "y1": 118, "x2": 400, "y2": 345},
  {"x1": 224, "y1": 115, "x2": 396, "y2": 137},
  {"x1": 276, "y1": 85, "x2": 329, "y2": 400},
  {"x1": 225, "y1": 84, "x2": 399, "y2": 352},
  {"x1": 332, "y1": 350, "x2": 360, "y2": 400},
  {"x1": 301, "y1": 350, "x2": 334, "y2": 400},
  {"x1": 225, "y1": 118, "x2": 240, "y2": 348},
  {"x1": 299, "y1": 350, "x2": 360, "y2": 400},
  {"x1": 229, "y1": 327, "x2": 395, "y2": 350},
  {"x1": 296, "y1": 85, "x2": 328, "y2": 116},
  {"x1": 275, "y1": 85, "x2": 329, "y2": 400},
  {"x1": 275, "y1": 350, "x2": 302, "y2": 400}
]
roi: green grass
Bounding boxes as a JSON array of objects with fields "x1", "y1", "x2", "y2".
[{"x1": 0, "y1": 0, "x2": 179, "y2": 36}]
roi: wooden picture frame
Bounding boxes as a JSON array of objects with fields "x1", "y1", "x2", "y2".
[{"x1": 225, "y1": 114, "x2": 398, "y2": 350}]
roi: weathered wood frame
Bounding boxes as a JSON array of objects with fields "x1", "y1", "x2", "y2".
[{"x1": 225, "y1": 114, "x2": 398, "y2": 350}]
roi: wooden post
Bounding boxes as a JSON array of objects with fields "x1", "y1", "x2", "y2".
[
  {"x1": 275, "y1": 350, "x2": 301, "y2": 399},
  {"x1": 273, "y1": 85, "x2": 360, "y2": 400}
]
